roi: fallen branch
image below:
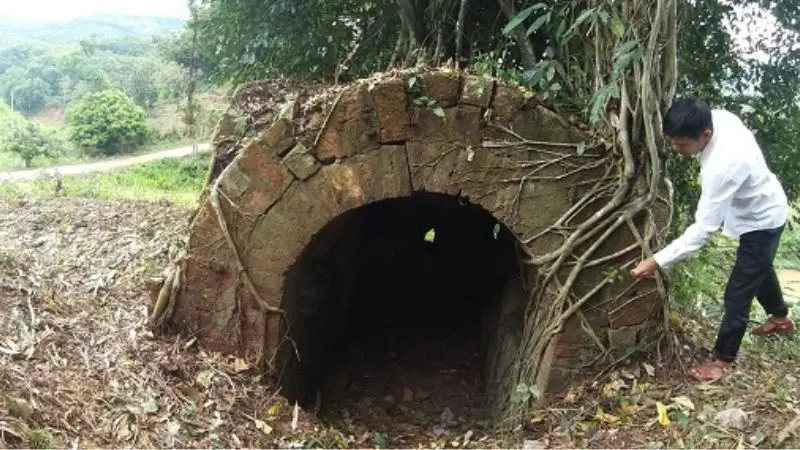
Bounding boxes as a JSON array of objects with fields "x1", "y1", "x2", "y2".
[
  {"x1": 312, "y1": 89, "x2": 345, "y2": 151},
  {"x1": 149, "y1": 267, "x2": 177, "y2": 327}
]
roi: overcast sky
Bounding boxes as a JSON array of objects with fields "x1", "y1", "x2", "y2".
[{"x1": 0, "y1": 0, "x2": 189, "y2": 22}]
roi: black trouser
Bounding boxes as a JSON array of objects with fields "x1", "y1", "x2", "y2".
[{"x1": 714, "y1": 224, "x2": 789, "y2": 362}]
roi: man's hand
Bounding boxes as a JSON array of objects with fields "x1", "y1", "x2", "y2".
[{"x1": 631, "y1": 257, "x2": 659, "y2": 278}]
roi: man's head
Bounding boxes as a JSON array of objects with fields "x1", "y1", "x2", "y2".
[{"x1": 662, "y1": 98, "x2": 713, "y2": 156}]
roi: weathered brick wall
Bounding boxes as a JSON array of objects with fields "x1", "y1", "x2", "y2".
[{"x1": 165, "y1": 69, "x2": 667, "y2": 411}]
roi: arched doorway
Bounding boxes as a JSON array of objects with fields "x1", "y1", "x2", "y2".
[{"x1": 274, "y1": 192, "x2": 530, "y2": 427}]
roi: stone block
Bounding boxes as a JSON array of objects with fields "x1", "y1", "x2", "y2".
[
  {"x1": 282, "y1": 143, "x2": 321, "y2": 180},
  {"x1": 346, "y1": 145, "x2": 412, "y2": 200},
  {"x1": 171, "y1": 255, "x2": 243, "y2": 355},
  {"x1": 461, "y1": 75, "x2": 495, "y2": 108},
  {"x1": 259, "y1": 118, "x2": 296, "y2": 158},
  {"x1": 372, "y1": 79, "x2": 410, "y2": 143},
  {"x1": 234, "y1": 139, "x2": 295, "y2": 216},
  {"x1": 219, "y1": 162, "x2": 251, "y2": 198},
  {"x1": 315, "y1": 84, "x2": 380, "y2": 162},
  {"x1": 409, "y1": 105, "x2": 482, "y2": 143},
  {"x1": 492, "y1": 82, "x2": 529, "y2": 123},
  {"x1": 211, "y1": 109, "x2": 246, "y2": 144},
  {"x1": 406, "y1": 141, "x2": 464, "y2": 194},
  {"x1": 503, "y1": 106, "x2": 585, "y2": 144},
  {"x1": 608, "y1": 288, "x2": 662, "y2": 328},
  {"x1": 422, "y1": 71, "x2": 461, "y2": 107},
  {"x1": 607, "y1": 326, "x2": 639, "y2": 350}
]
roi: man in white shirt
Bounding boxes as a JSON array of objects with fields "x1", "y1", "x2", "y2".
[{"x1": 631, "y1": 98, "x2": 793, "y2": 381}]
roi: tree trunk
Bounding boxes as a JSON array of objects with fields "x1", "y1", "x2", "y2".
[
  {"x1": 335, "y1": 39, "x2": 362, "y2": 84},
  {"x1": 397, "y1": 0, "x2": 420, "y2": 65},
  {"x1": 455, "y1": 0, "x2": 469, "y2": 69},
  {"x1": 187, "y1": 0, "x2": 199, "y2": 155},
  {"x1": 498, "y1": 0, "x2": 537, "y2": 71},
  {"x1": 433, "y1": 20, "x2": 444, "y2": 64},
  {"x1": 388, "y1": 24, "x2": 408, "y2": 70}
]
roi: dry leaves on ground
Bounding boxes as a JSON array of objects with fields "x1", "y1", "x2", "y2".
[{"x1": 0, "y1": 197, "x2": 329, "y2": 448}]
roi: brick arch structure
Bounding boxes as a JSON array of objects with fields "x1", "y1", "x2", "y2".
[{"x1": 160, "y1": 69, "x2": 668, "y2": 423}]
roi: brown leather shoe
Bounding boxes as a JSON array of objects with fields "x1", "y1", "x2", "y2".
[{"x1": 752, "y1": 316, "x2": 796, "y2": 336}]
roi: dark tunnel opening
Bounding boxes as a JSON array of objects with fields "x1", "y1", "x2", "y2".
[{"x1": 275, "y1": 192, "x2": 528, "y2": 428}]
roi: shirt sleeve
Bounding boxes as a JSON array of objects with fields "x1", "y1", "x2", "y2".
[{"x1": 653, "y1": 166, "x2": 745, "y2": 269}]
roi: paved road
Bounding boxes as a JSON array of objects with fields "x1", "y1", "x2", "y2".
[{"x1": 0, "y1": 143, "x2": 211, "y2": 182}]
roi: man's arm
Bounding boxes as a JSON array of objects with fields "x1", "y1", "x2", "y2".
[{"x1": 653, "y1": 168, "x2": 745, "y2": 269}]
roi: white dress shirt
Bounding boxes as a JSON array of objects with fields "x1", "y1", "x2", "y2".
[{"x1": 653, "y1": 109, "x2": 789, "y2": 269}]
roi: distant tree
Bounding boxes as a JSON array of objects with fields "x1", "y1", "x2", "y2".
[
  {"x1": 0, "y1": 67, "x2": 52, "y2": 114},
  {"x1": 66, "y1": 89, "x2": 148, "y2": 155},
  {"x1": 2, "y1": 121, "x2": 60, "y2": 168},
  {"x1": 154, "y1": 61, "x2": 189, "y2": 101},
  {"x1": 57, "y1": 52, "x2": 114, "y2": 102},
  {"x1": 92, "y1": 36, "x2": 154, "y2": 56},
  {"x1": 155, "y1": 29, "x2": 217, "y2": 80},
  {"x1": 185, "y1": 0, "x2": 200, "y2": 154},
  {"x1": 107, "y1": 56, "x2": 160, "y2": 108}
]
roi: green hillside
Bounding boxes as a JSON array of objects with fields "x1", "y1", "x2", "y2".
[
  {"x1": 0, "y1": 14, "x2": 225, "y2": 170},
  {"x1": 0, "y1": 15, "x2": 184, "y2": 42}
]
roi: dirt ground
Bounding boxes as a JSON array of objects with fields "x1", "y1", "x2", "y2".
[
  {"x1": 317, "y1": 326, "x2": 488, "y2": 439},
  {"x1": 2, "y1": 197, "x2": 800, "y2": 449},
  {"x1": 0, "y1": 197, "x2": 316, "y2": 448}
]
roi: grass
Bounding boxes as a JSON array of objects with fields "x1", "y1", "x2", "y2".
[
  {"x1": 0, "y1": 153, "x2": 209, "y2": 207},
  {"x1": 775, "y1": 220, "x2": 800, "y2": 270},
  {"x1": 670, "y1": 225, "x2": 800, "y2": 341}
]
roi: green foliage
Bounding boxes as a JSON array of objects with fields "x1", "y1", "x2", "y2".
[
  {"x1": 66, "y1": 89, "x2": 148, "y2": 155},
  {"x1": 25, "y1": 428, "x2": 55, "y2": 450},
  {"x1": 192, "y1": 0, "x2": 398, "y2": 83},
  {"x1": 497, "y1": 0, "x2": 644, "y2": 119},
  {"x1": 154, "y1": 29, "x2": 217, "y2": 81},
  {"x1": 669, "y1": 0, "x2": 800, "y2": 230},
  {"x1": 1, "y1": 120, "x2": 61, "y2": 167},
  {"x1": 0, "y1": 27, "x2": 205, "y2": 116},
  {"x1": 191, "y1": 0, "x2": 518, "y2": 84},
  {"x1": 0, "y1": 66, "x2": 53, "y2": 114},
  {"x1": 0, "y1": 98, "x2": 25, "y2": 127},
  {"x1": 512, "y1": 382, "x2": 541, "y2": 406},
  {"x1": 669, "y1": 238, "x2": 734, "y2": 317},
  {"x1": 404, "y1": 74, "x2": 446, "y2": 119},
  {"x1": 775, "y1": 222, "x2": 800, "y2": 270},
  {"x1": 470, "y1": 38, "x2": 527, "y2": 84}
]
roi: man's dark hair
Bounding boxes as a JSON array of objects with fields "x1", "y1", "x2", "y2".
[{"x1": 662, "y1": 98, "x2": 713, "y2": 139}]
